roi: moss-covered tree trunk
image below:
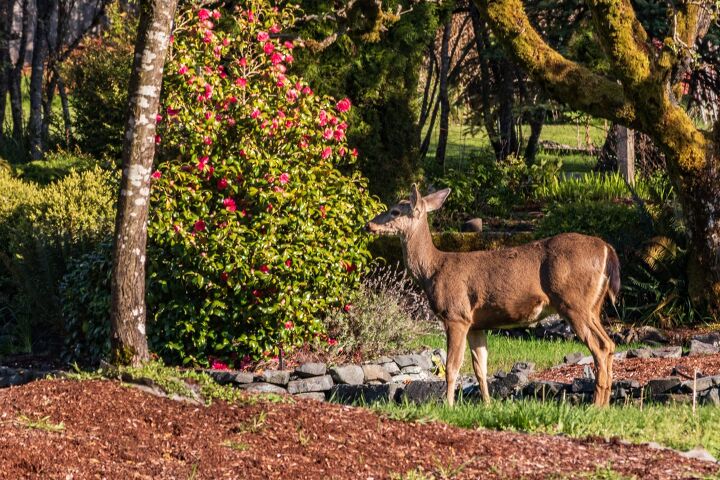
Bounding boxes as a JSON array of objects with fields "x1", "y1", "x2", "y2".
[
  {"x1": 110, "y1": 0, "x2": 177, "y2": 366},
  {"x1": 473, "y1": 0, "x2": 720, "y2": 312}
]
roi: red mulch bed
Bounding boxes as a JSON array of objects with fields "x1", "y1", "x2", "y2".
[
  {"x1": 1, "y1": 380, "x2": 717, "y2": 479},
  {"x1": 535, "y1": 353, "x2": 720, "y2": 385}
]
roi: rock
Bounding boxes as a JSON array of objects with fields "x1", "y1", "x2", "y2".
[
  {"x1": 645, "y1": 377, "x2": 681, "y2": 395},
  {"x1": 400, "y1": 366, "x2": 423, "y2": 375},
  {"x1": 700, "y1": 388, "x2": 720, "y2": 406},
  {"x1": 626, "y1": 348, "x2": 653, "y2": 359},
  {"x1": 635, "y1": 326, "x2": 668, "y2": 345},
  {"x1": 287, "y1": 375, "x2": 334, "y2": 394},
  {"x1": 577, "y1": 356, "x2": 594, "y2": 366},
  {"x1": 329, "y1": 365, "x2": 364, "y2": 385},
  {"x1": 294, "y1": 362, "x2": 327, "y2": 378},
  {"x1": 651, "y1": 346, "x2": 683, "y2": 359},
  {"x1": 261, "y1": 370, "x2": 291, "y2": 386},
  {"x1": 380, "y1": 362, "x2": 401, "y2": 376},
  {"x1": 362, "y1": 364, "x2": 391, "y2": 383},
  {"x1": 678, "y1": 375, "x2": 720, "y2": 393},
  {"x1": 489, "y1": 372, "x2": 528, "y2": 399},
  {"x1": 571, "y1": 378, "x2": 595, "y2": 393},
  {"x1": 511, "y1": 362, "x2": 535, "y2": 374},
  {"x1": 688, "y1": 339, "x2": 720, "y2": 356},
  {"x1": 653, "y1": 393, "x2": 693, "y2": 405},
  {"x1": 330, "y1": 384, "x2": 401, "y2": 404},
  {"x1": 294, "y1": 392, "x2": 326, "y2": 401},
  {"x1": 240, "y1": 382, "x2": 288, "y2": 395},
  {"x1": 373, "y1": 356, "x2": 393, "y2": 364},
  {"x1": 393, "y1": 354, "x2": 432, "y2": 370},
  {"x1": 401, "y1": 380, "x2": 447, "y2": 404},
  {"x1": 205, "y1": 370, "x2": 254, "y2": 385},
  {"x1": 679, "y1": 447, "x2": 717, "y2": 463},
  {"x1": 523, "y1": 381, "x2": 568, "y2": 399},
  {"x1": 462, "y1": 218, "x2": 483, "y2": 233},
  {"x1": 582, "y1": 365, "x2": 595, "y2": 380},
  {"x1": 691, "y1": 332, "x2": 720, "y2": 347},
  {"x1": 613, "y1": 351, "x2": 628, "y2": 361},
  {"x1": 564, "y1": 352, "x2": 584, "y2": 364},
  {"x1": 494, "y1": 370, "x2": 507, "y2": 379},
  {"x1": 433, "y1": 348, "x2": 447, "y2": 365},
  {"x1": 535, "y1": 315, "x2": 575, "y2": 340}
]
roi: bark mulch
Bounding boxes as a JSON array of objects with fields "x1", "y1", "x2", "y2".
[
  {"x1": 535, "y1": 353, "x2": 720, "y2": 385},
  {"x1": 1, "y1": 379, "x2": 718, "y2": 479}
]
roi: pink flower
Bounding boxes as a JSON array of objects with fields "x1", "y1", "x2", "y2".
[
  {"x1": 333, "y1": 129, "x2": 345, "y2": 141},
  {"x1": 151, "y1": 170, "x2": 162, "y2": 179},
  {"x1": 321, "y1": 147, "x2": 332, "y2": 159},
  {"x1": 197, "y1": 156, "x2": 209, "y2": 171},
  {"x1": 318, "y1": 110, "x2": 328, "y2": 126},
  {"x1": 212, "y1": 10, "x2": 221, "y2": 19},
  {"x1": 203, "y1": 136, "x2": 213, "y2": 145},
  {"x1": 336, "y1": 98, "x2": 352, "y2": 112},
  {"x1": 302, "y1": 86, "x2": 313, "y2": 96},
  {"x1": 194, "y1": 219, "x2": 206, "y2": 232},
  {"x1": 271, "y1": 52, "x2": 283, "y2": 65},
  {"x1": 217, "y1": 178, "x2": 229, "y2": 190},
  {"x1": 284, "y1": 321, "x2": 294, "y2": 329},
  {"x1": 250, "y1": 108, "x2": 260, "y2": 119},
  {"x1": 239, "y1": 57, "x2": 247, "y2": 67},
  {"x1": 259, "y1": 264, "x2": 270, "y2": 274},
  {"x1": 343, "y1": 304, "x2": 352, "y2": 313},
  {"x1": 351, "y1": 148, "x2": 358, "y2": 157},
  {"x1": 285, "y1": 259, "x2": 292, "y2": 267},
  {"x1": 166, "y1": 107, "x2": 179, "y2": 116},
  {"x1": 284, "y1": 41, "x2": 294, "y2": 49},
  {"x1": 322, "y1": 128, "x2": 333, "y2": 140},
  {"x1": 211, "y1": 359, "x2": 229, "y2": 370},
  {"x1": 257, "y1": 31, "x2": 269, "y2": 42},
  {"x1": 246, "y1": 10, "x2": 255, "y2": 22},
  {"x1": 285, "y1": 54, "x2": 294, "y2": 64},
  {"x1": 327, "y1": 337, "x2": 338, "y2": 346},
  {"x1": 235, "y1": 77, "x2": 247, "y2": 88},
  {"x1": 198, "y1": 9, "x2": 211, "y2": 21},
  {"x1": 266, "y1": 203, "x2": 273, "y2": 212},
  {"x1": 339, "y1": 147, "x2": 347, "y2": 156},
  {"x1": 155, "y1": 134, "x2": 161, "y2": 144},
  {"x1": 279, "y1": 173, "x2": 290, "y2": 184},
  {"x1": 263, "y1": 42, "x2": 274, "y2": 55},
  {"x1": 269, "y1": 24, "x2": 281, "y2": 34},
  {"x1": 286, "y1": 89, "x2": 298, "y2": 103},
  {"x1": 156, "y1": 114, "x2": 163, "y2": 123},
  {"x1": 223, "y1": 198, "x2": 237, "y2": 212},
  {"x1": 222, "y1": 37, "x2": 230, "y2": 47},
  {"x1": 319, "y1": 205, "x2": 327, "y2": 218},
  {"x1": 178, "y1": 64, "x2": 188, "y2": 75}
]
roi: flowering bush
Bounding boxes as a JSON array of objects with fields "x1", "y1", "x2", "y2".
[{"x1": 149, "y1": 2, "x2": 380, "y2": 364}]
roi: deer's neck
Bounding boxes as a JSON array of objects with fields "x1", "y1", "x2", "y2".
[{"x1": 401, "y1": 217, "x2": 440, "y2": 282}]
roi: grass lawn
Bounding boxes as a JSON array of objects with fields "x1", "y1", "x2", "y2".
[
  {"x1": 411, "y1": 332, "x2": 644, "y2": 375},
  {"x1": 373, "y1": 398, "x2": 720, "y2": 459}
]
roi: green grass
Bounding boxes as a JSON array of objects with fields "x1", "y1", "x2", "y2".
[
  {"x1": 16, "y1": 414, "x2": 65, "y2": 433},
  {"x1": 410, "y1": 332, "x2": 642, "y2": 375},
  {"x1": 373, "y1": 398, "x2": 720, "y2": 458}
]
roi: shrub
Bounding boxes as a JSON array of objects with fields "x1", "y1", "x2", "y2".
[
  {"x1": 149, "y1": 3, "x2": 381, "y2": 364},
  {"x1": 16, "y1": 149, "x2": 103, "y2": 185},
  {"x1": 534, "y1": 171, "x2": 630, "y2": 204}
]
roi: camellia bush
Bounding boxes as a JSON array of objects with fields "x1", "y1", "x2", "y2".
[{"x1": 150, "y1": 2, "x2": 380, "y2": 364}]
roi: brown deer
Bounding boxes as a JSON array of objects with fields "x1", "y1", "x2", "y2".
[{"x1": 366, "y1": 185, "x2": 620, "y2": 406}]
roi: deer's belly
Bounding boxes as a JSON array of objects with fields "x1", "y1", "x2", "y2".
[{"x1": 471, "y1": 300, "x2": 555, "y2": 330}]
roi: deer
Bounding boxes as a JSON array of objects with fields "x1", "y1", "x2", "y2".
[{"x1": 365, "y1": 185, "x2": 620, "y2": 407}]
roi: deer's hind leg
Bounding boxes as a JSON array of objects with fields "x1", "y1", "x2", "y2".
[{"x1": 467, "y1": 329, "x2": 491, "y2": 404}]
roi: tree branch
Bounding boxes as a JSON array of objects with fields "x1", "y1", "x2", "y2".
[{"x1": 472, "y1": 0, "x2": 637, "y2": 127}]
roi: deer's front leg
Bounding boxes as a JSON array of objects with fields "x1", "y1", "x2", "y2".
[{"x1": 445, "y1": 321, "x2": 469, "y2": 407}]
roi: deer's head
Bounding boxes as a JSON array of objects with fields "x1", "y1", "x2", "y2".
[{"x1": 365, "y1": 185, "x2": 451, "y2": 237}]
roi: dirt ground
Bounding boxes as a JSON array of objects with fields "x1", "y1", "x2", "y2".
[{"x1": 1, "y1": 379, "x2": 718, "y2": 479}]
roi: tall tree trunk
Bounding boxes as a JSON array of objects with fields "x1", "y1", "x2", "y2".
[
  {"x1": 418, "y1": 47, "x2": 436, "y2": 130},
  {"x1": 40, "y1": 70, "x2": 56, "y2": 144},
  {"x1": 28, "y1": 0, "x2": 54, "y2": 160},
  {"x1": 419, "y1": 95, "x2": 440, "y2": 159},
  {"x1": 10, "y1": 0, "x2": 30, "y2": 145},
  {"x1": 435, "y1": 18, "x2": 452, "y2": 167},
  {"x1": 497, "y1": 59, "x2": 517, "y2": 160},
  {"x1": 56, "y1": 72, "x2": 71, "y2": 145},
  {"x1": 0, "y1": 0, "x2": 12, "y2": 140},
  {"x1": 524, "y1": 107, "x2": 545, "y2": 165},
  {"x1": 110, "y1": 0, "x2": 178, "y2": 366}
]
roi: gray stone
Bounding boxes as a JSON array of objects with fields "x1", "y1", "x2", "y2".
[
  {"x1": 651, "y1": 346, "x2": 682, "y2": 359},
  {"x1": 700, "y1": 388, "x2": 720, "y2": 406},
  {"x1": 380, "y1": 362, "x2": 401, "y2": 376},
  {"x1": 294, "y1": 392, "x2": 326, "y2": 401},
  {"x1": 691, "y1": 332, "x2": 720, "y2": 347},
  {"x1": 653, "y1": 393, "x2": 693, "y2": 405},
  {"x1": 434, "y1": 348, "x2": 447, "y2": 365},
  {"x1": 511, "y1": 362, "x2": 535, "y2": 374},
  {"x1": 490, "y1": 372, "x2": 528, "y2": 399},
  {"x1": 206, "y1": 370, "x2": 239, "y2": 385},
  {"x1": 330, "y1": 384, "x2": 400, "y2": 404},
  {"x1": 582, "y1": 365, "x2": 595, "y2": 380},
  {"x1": 401, "y1": 380, "x2": 447, "y2": 404},
  {"x1": 626, "y1": 348, "x2": 653, "y2": 359},
  {"x1": 678, "y1": 375, "x2": 718, "y2": 393},
  {"x1": 390, "y1": 374, "x2": 414, "y2": 383},
  {"x1": 571, "y1": 378, "x2": 596, "y2": 393},
  {"x1": 261, "y1": 370, "x2": 291, "y2": 386},
  {"x1": 613, "y1": 351, "x2": 628, "y2": 361},
  {"x1": 240, "y1": 382, "x2": 288, "y2": 394},
  {"x1": 577, "y1": 355, "x2": 594, "y2": 366},
  {"x1": 523, "y1": 381, "x2": 568, "y2": 399},
  {"x1": 535, "y1": 315, "x2": 575, "y2": 340},
  {"x1": 563, "y1": 352, "x2": 585, "y2": 365},
  {"x1": 294, "y1": 362, "x2": 327, "y2": 378},
  {"x1": 634, "y1": 326, "x2": 668, "y2": 345},
  {"x1": 688, "y1": 339, "x2": 720, "y2": 356},
  {"x1": 362, "y1": 364, "x2": 391, "y2": 383},
  {"x1": 329, "y1": 365, "x2": 364, "y2": 385},
  {"x1": 393, "y1": 354, "x2": 432, "y2": 370},
  {"x1": 373, "y1": 356, "x2": 393, "y2": 364},
  {"x1": 645, "y1": 377, "x2": 681, "y2": 394},
  {"x1": 679, "y1": 447, "x2": 717, "y2": 463},
  {"x1": 401, "y1": 366, "x2": 423, "y2": 375},
  {"x1": 287, "y1": 375, "x2": 334, "y2": 394}
]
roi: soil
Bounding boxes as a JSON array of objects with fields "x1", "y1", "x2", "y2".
[
  {"x1": 535, "y1": 353, "x2": 720, "y2": 385},
  {"x1": 1, "y1": 379, "x2": 718, "y2": 479}
]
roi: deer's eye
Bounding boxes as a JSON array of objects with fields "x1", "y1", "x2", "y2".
[{"x1": 390, "y1": 210, "x2": 400, "y2": 217}]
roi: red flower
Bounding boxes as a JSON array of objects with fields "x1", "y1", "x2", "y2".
[
  {"x1": 212, "y1": 10, "x2": 221, "y2": 20},
  {"x1": 223, "y1": 198, "x2": 237, "y2": 212},
  {"x1": 166, "y1": 107, "x2": 179, "y2": 116},
  {"x1": 285, "y1": 259, "x2": 292, "y2": 267},
  {"x1": 327, "y1": 337, "x2": 338, "y2": 346},
  {"x1": 151, "y1": 170, "x2": 162, "y2": 180},
  {"x1": 246, "y1": 10, "x2": 255, "y2": 22},
  {"x1": 343, "y1": 261, "x2": 357, "y2": 273},
  {"x1": 259, "y1": 264, "x2": 270, "y2": 274},
  {"x1": 239, "y1": 57, "x2": 247, "y2": 67},
  {"x1": 155, "y1": 134, "x2": 161, "y2": 144},
  {"x1": 257, "y1": 31, "x2": 269, "y2": 42},
  {"x1": 343, "y1": 303, "x2": 352, "y2": 313},
  {"x1": 217, "y1": 178, "x2": 229, "y2": 190},
  {"x1": 284, "y1": 321, "x2": 294, "y2": 330},
  {"x1": 220, "y1": 272, "x2": 229, "y2": 282},
  {"x1": 198, "y1": 8, "x2": 211, "y2": 21},
  {"x1": 203, "y1": 136, "x2": 213, "y2": 145},
  {"x1": 235, "y1": 77, "x2": 247, "y2": 88},
  {"x1": 351, "y1": 148, "x2": 358, "y2": 157},
  {"x1": 156, "y1": 114, "x2": 163, "y2": 123},
  {"x1": 333, "y1": 129, "x2": 345, "y2": 141},
  {"x1": 211, "y1": 359, "x2": 229, "y2": 370},
  {"x1": 279, "y1": 173, "x2": 290, "y2": 184},
  {"x1": 178, "y1": 64, "x2": 188, "y2": 75},
  {"x1": 263, "y1": 42, "x2": 274, "y2": 55},
  {"x1": 319, "y1": 205, "x2": 327, "y2": 218},
  {"x1": 271, "y1": 52, "x2": 283, "y2": 65},
  {"x1": 285, "y1": 54, "x2": 294, "y2": 64},
  {"x1": 250, "y1": 108, "x2": 260, "y2": 119},
  {"x1": 270, "y1": 24, "x2": 281, "y2": 34},
  {"x1": 321, "y1": 147, "x2": 332, "y2": 159},
  {"x1": 197, "y1": 156, "x2": 209, "y2": 171},
  {"x1": 336, "y1": 98, "x2": 352, "y2": 112},
  {"x1": 284, "y1": 41, "x2": 294, "y2": 50},
  {"x1": 194, "y1": 219, "x2": 206, "y2": 232},
  {"x1": 323, "y1": 128, "x2": 333, "y2": 140}
]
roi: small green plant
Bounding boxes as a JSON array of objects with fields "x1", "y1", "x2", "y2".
[
  {"x1": 534, "y1": 171, "x2": 630, "y2": 204},
  {"x1": 16, "y1": 415, "x2": 65, "y2": 433},
  {"x1": 233, "y1": 411, "x2": 267, "y2": 434},
  {"x1": 390, "y1": 468, "x2": 434, "y2": 480},
  {"x1": 221, "y1": 440, "x2": 250, "y2": 451}
]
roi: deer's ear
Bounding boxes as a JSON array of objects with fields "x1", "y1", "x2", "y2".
[
  {"x1": 409, "y1": 184, "x2": 422, "y2": 211},
  {"x1": 423, "y1": 188, "x2": 451, "y2": 212}
]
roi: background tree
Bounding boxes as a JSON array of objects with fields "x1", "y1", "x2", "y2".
[
  {"x1": 110, "y1": 0, "x2": 177, "y2": 366},
  {"x1": 473, "y1": 0, "x2": 720, "y2": 311}
]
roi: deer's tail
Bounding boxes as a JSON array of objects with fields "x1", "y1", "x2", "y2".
[{"x1": 605, "y1": 245, "x2": 621, "y2": 304}]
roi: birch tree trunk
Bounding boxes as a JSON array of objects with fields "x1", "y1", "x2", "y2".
[
  {"x1": 434, "y1": 18, "x2": 452, "y2": 167},
  {"x1": 28, "y1": 0, "x2": 53, "y2": 160},
  {"x1": 110, "y1": 0, "x2": 177, "y2": 366}
]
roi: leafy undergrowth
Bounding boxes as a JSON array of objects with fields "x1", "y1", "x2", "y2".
[{"x1": 373, "y1": 398, "x2": 720, "y2": 459}]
